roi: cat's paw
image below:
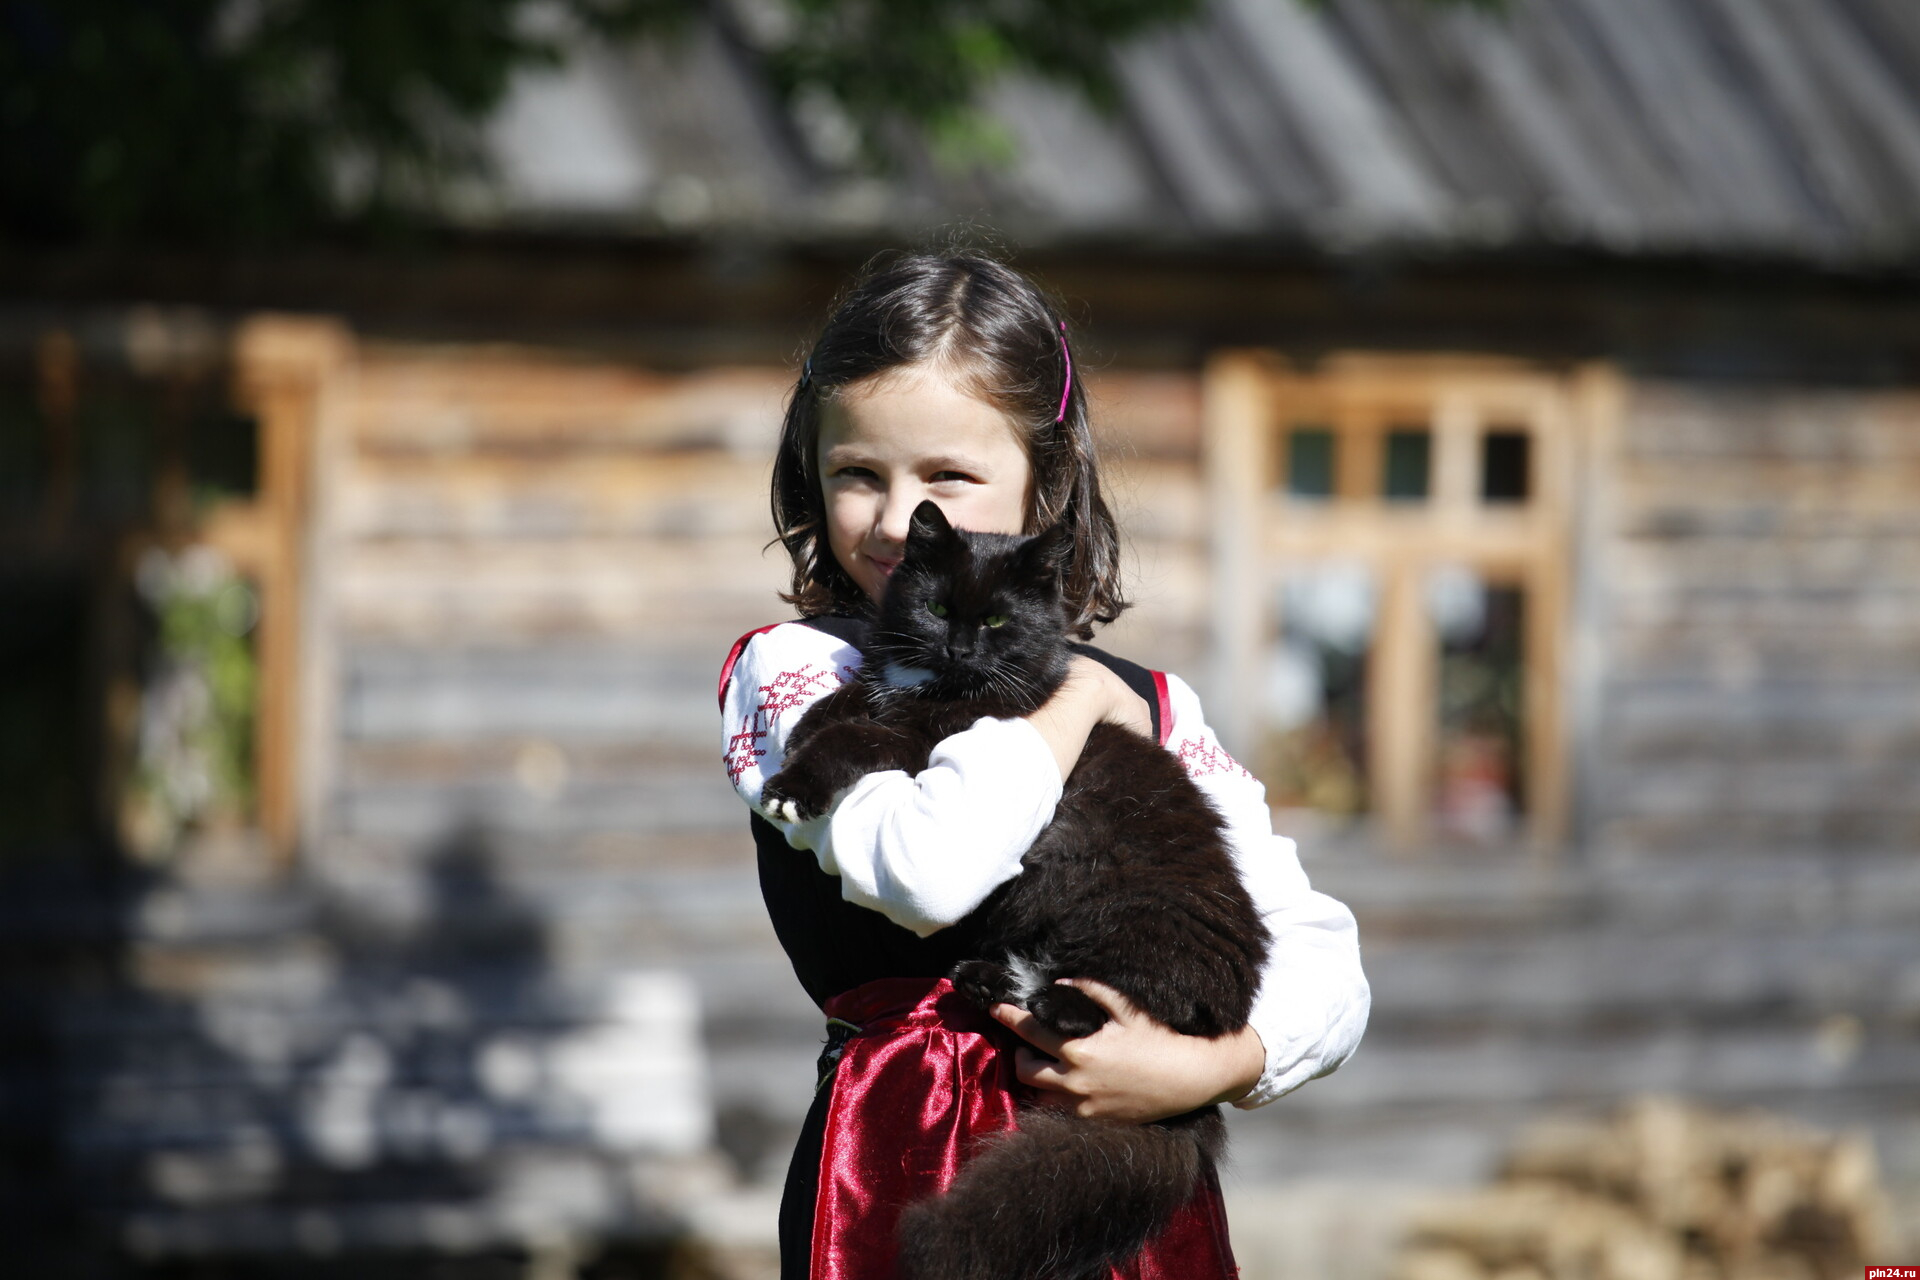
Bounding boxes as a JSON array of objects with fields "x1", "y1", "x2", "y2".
[
  {"x1": 951, "y1": 960, "x2": 1020, "y2": 1011},
  {"x1": 763, "y1": 796, "x2": 805, "y2": 825},
  {"x1": 1027, "y1": 984, "x2": 1112, "y2": 1040},
  {"x1": 758, "y1": 771, "x2": 826, "y2": 825}
]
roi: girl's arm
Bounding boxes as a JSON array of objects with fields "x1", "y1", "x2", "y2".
[
  {"x1": 723, "y1": 625, "x2": 1141, "y2": 935},
  {"x1": 1024, "y1": 656, "x2": 1153, "y2": 775},
  {"x1": 994, "y1": 672, "x2": 1370, "y2": 1117}
]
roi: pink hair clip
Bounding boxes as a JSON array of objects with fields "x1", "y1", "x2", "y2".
[{"x1": 1055, "y1": 322, "x2": 1073, "y2": 423}]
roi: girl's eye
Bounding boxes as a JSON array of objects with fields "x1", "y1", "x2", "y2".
[
  {"x1": 985, "y1": 614, "x2": 1009, "y2": 628},
  {"x1": 928, "y1": 603, "x2": 948, "y2": 618},
  {"x1": 931, "y1": 470, "x2": 974, "y2": 483}
]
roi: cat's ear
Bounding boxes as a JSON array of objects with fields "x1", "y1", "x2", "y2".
[
  {"x1": 907, "y1": 500, "x2": 958, "y2": 549},
  {"x1": 1013, "y1": 522, "x2": 1073, "y2": 581}
]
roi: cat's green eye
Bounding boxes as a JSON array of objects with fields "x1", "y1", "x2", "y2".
[
  {"x1": 928, "y1": 602, "x2": 948, "y2": 618},
  {"x1": 985, "y1": 614, "x2": 1009, "y2": 628}
]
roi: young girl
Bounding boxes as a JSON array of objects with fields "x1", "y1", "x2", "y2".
[{"x1": 719, "y1": 252, "x2": 1369, "y2": 1280}]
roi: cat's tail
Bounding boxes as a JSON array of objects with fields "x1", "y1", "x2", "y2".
[{"x1": 895, "y1": 1105, "x2": 1225, "y2": 1280}]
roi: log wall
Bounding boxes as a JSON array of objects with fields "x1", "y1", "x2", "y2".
[{"x1": 1590, "y1": 380, "x2": 1920, "y2": 856}]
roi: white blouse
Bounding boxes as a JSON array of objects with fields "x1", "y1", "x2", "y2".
[{"x1": 721, "y1": 621, "x2": 1370, "y2": 1107}]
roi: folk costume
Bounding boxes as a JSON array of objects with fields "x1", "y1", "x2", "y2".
[{"x1": 720, "y1": 616, "x2": 1370, "y2": 1280}]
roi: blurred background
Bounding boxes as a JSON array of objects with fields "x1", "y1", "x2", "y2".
[{"x1": 3, "y1": 0, "x2": 1918, "y2": 1276}]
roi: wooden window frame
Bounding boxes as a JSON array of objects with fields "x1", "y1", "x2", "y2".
[
  {"x1": 199, "y1": 316, "x2": 350, "y2": 862},
  {"x1": 1206, "y1": 352, "x2": 1611, "y2": 855}
]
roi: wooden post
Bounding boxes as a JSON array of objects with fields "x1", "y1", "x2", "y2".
[
  {"x1": 231, "y1": 317, "x2": 353, "y2": 865},
  {"x1": 1432, "y1": 391, "x2": 1479, "y2": 520},
  {"x1": 1203, "y1": 353, "x2": 1274, "y2": 758},
  {"x1": 1336, "y1": 403, "x2": 1380, "y2": 505},
  {"x1": 1371, "y1": 556, "x2": 1435, "y2": 850},
  {"x1": 1523, "y1": 561, "x2": 1563, "y2": 855},
  {"x1": 1564, "y1": 363, "x2": 1624, "y2": 856}
]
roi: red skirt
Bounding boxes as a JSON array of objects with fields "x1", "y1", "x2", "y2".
[{"x1": 804, "y1": 977, "x2": 1240, "y2": 1280}]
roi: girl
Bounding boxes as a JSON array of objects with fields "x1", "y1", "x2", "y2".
[{"x1": 719, "y1": 252, "x2": 1369, "y2": 1280}]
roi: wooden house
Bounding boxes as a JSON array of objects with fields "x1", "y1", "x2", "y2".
[{"x1": 5, "y1": 0, "x2": 1919, "y2": 1269}]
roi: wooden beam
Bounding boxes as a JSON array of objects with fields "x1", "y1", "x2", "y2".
[
  {"x1": 1432, "y1": 390, "x2": 1480, "y2": 519},
  {"x1": 1565, "y1": 363, "x2": 1625, "y2": 854},
  {"x1": 1203, "y1": 352, "x2": 1273, "y2": 756},
  {"x1": 232, "y1": 316, "x2": 353, "y2": 865},
  {"x1": 1262, "y1": 510, "x2": 1557, "y2": 568},
  {"x1": 1335, "y1": 401, "x2": 1380, "y2": 504},
  {"x1": 1370, "y1": 557, "x2": 1435, "y2": 851},
  {"x1": 1524, "y1": 561, "x2": 1565, "y2": 854}
]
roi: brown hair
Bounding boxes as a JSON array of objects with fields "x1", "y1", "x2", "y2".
[{"x1": 771, "y1": 251, "x2": 1128, "y2": 638}]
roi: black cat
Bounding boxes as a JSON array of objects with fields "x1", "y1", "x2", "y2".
[{"x1": 760, "y1": 500, "x2": 1271, "y2": 1280}]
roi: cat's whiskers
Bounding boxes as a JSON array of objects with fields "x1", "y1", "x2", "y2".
[{"x1": 980, "y1": 664, "x2": 1054, "y2": 713}]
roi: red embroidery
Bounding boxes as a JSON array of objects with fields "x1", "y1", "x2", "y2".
[
  {"x1": 723, "y1": 661, "x2": 849, "y2": 784},
  {"x1": 724, "y1": 721, "x2": 766, "y2": 783},
  {"x1": 757, "y1": 666, "x2": 843, "y2": 721},
  {"x1": 1175, "y1": 736, "x2": 1251, "y2": 780}
]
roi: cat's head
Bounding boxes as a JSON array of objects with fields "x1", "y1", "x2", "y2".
[{"x1": 867, "y1": 501, "x2": 1073, "y2": 706}]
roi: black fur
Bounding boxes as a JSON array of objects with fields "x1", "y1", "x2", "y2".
[{"x1": 761, "y1": 501, "x2": 1271, "y2": 1280}]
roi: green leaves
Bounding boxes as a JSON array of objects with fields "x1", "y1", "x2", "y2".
[
  {"x1": 124, "y1": 547, "x2": 260, "y2": 856},
  {"x1": 0, "y1": 0, "x2": 678, "y2": 242}
]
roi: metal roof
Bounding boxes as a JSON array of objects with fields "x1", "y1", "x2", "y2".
[{"x1": 481, "y1": 0, "x2": 1920, "y2": 266}]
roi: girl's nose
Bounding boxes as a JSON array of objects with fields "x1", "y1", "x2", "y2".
[{"x1": 875, "y1": 487, "x2": 923, "y2": 545}]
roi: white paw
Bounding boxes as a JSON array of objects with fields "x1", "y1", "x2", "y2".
[
  {"x1": 1005, "y1": 954, "x2": 1050, "y2": 1005},
  {"x1": 765, "y1": 797, "x2": 802, "y2": 825}
]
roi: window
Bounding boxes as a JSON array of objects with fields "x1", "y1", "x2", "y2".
[
  {"x1": 1481, "y1": 430, "x2": 1531, "y2": 503},
  {"x1": 1205, "y1": 354, "x2": 1591, "y2": 852},
  {"x1": 1382, "y1": 429, "x2": 1430, "y2": 501},
  {"x1": 1282, "y1": 427, "x2": 1335, "y2": 498},
  {"x1": 0, "y1": 320, "x2": 329, "y2": 865}
]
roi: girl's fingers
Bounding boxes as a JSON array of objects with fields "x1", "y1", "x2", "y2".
[
  {"x1": 989, "y1": 1002, "x2": 1068, "y2": 1059},
  {"x1": 996, "y1": 998, "x2": 1098, "y2": 1113},
  {"x1": 1014, "y1": 1048, "x2": 1081, "y2": 1104},
  {"x1": 1095, "y1": 667, "x2": 1152, "y2": 736},
  {"x1": 1065, "y1": 658, "x2": 1149, "y2": 736}
]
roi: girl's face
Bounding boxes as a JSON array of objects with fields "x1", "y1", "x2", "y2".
[{"x1": 818, "y1": 363, "x2": 1033, "y2": 606}]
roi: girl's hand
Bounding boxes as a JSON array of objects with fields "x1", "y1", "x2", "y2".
[
  {"x1": 1079, "y1": 656, "x2": 1154, "y2": 737},
  {"x1": 1026, "y1": 658, "x2": 1153, "y2": 782},
  {"x1": 990, "y1": 979, "x2": 1266, "y2": 1124},
  {"x1": 1058, "y1": 655, "x2": 1151, "y2": 736}
]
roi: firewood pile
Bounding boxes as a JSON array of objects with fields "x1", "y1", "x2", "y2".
[{"x1": 1395, "y1": 1098, "x2": 1894, "y2": 1280}]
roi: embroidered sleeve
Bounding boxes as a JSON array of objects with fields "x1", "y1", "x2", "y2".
[
  {"x1": 720, "y1": 625, "x2": 1064, "y2": 937},
  {"x1": 720, "y1": 625, "x2": 861, "y2": 807},
  {"x1": 1160, "y1": 673, "x2": 1372, "y2": 1107}
]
